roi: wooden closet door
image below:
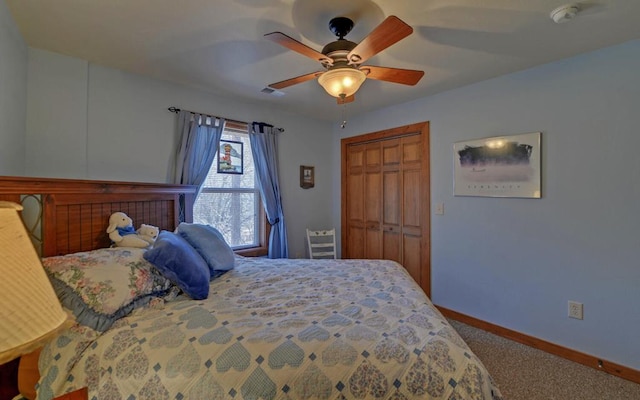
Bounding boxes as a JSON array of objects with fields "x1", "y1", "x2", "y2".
[
  {"x1": 364, "y1": 142, "x2": 383, "y2": 260},
  {"x1": 342, "y1": 122, "x2": 431, "y2": 296},
  {"x1": 345, "y1": 143, "x2": 365, "y2": 258},
  {"x1": 381, "y1": 138, "x2": 402, "y2": 263},
  {"x1": 399, "y1": 134, "x2": 425, "y2": 285},
  {"x1": 344, "y1": 142, "x2": 384, "y2": 260}
]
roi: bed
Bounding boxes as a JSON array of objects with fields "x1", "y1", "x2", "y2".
[{"x1": 1, "y1": 176, "x2": 502, "y2": 400}]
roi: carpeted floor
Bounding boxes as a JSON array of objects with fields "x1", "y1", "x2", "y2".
[{"x1": 449, "y1": 320, "x2": 640, "y2": 400}]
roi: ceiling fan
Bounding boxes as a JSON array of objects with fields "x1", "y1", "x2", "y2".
[{"x1": 265, "y1": 15, "x2": 424, "y2": 104}]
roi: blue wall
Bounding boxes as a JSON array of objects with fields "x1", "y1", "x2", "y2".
[
  {"x1": 0, "y1": 0, "x2": 26, "y2": 174},
  {"x1": 335, "y1": 39, "x2": 640, "y2": 370},
  {"x1": 20, "y1": 48, "x2": 334, "y2": 259}
]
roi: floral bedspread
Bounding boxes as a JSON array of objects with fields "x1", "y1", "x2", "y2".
[{"x1": 38, "y1": 257, "x2": 502, "y2": 400}]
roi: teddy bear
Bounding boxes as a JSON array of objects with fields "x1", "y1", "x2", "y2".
[
  {"x1": 106, "y1": 212, "x2": 152, "y2": 248},
  {"x1": 137, "y1": 223, "x2": 159, "y2": 245}
]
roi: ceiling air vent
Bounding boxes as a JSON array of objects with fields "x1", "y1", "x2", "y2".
[{"x1": 261, "y1": 87, "x2": 285, "y2": 97}]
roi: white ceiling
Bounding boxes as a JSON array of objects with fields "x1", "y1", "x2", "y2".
[{"x1": 7, "y1": 0, "x2": 640, "y2": 121}]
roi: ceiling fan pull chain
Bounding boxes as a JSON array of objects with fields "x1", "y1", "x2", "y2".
[{"x1": 340, "y1": 103, "x2": 347, "y2": 129}]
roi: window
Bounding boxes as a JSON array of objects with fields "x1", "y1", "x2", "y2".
[{"x1": 193, "y1": 125, "x2": 268, "y2": 256}]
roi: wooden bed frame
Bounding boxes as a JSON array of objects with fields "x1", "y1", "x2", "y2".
[
  {"x1": 0, "y1": 176, "x2": 197, "y2": 256},
  {"x1": 0, "y1": 176, "x2": 198, "y2": 399}
]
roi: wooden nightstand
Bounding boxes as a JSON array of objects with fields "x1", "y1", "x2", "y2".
[
  {"x1": 0, "y1": 358, "x2": 20, "y2": 399},
  {"x1": 53, "y1": 387, "x2": 88, "y2": 400}
]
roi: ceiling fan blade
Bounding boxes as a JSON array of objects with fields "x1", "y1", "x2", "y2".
[
  {"x1": 362, "y1": 65, "x2": 424, "y2": 85},
  {"x1": 268, "y1": 71, "x2": 323, "y2": 90},
  {"x1": 347, "y1": 16, "x2": 413, "y2": 65},
  {"x1": 337, "y1": 95, "x2": 355, "y2": 105},
  {"x1": 264, "y1": 32, "x2": 332, "y2": 64}
]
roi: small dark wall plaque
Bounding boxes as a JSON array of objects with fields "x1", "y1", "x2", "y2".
[{"x1": 300, "y1": 165, "x2": 314, "y2": 189}]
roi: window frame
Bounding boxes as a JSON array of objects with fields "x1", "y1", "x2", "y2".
[
  {"x1": 235, "y1": 209, "x2": 270, "y2": 257},
  {"x1": 195, "y1": 121, "x2": 269, "y2": 257}
]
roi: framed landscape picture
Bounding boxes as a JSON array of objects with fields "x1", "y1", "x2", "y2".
[
  {"x1": 217, "y1": 140, "x2": 243, "y2": 174},
  {"x1": 453, "y1": 132, "x2": 541, "y2": 198}
]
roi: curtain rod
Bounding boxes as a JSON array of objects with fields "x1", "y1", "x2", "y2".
[{"x1": 167, "y1": 107, "x2": 284, "y2": 132}]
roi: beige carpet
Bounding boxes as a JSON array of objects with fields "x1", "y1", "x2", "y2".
[{"x1": 449, "y1": 320, "x2": 640, "y2": 400}]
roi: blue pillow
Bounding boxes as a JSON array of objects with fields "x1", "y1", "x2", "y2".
[
  {"x1": 143, "y1": 230, "x2": 210, "y2": 299},
  {"x1": 176, "y1": 223, "x2": 236, "y2": 275}
]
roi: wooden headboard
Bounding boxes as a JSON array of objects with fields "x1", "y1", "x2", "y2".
[
  {"x1": 0, "y1": 176, "x2": 198, "y2": 399},
  {"x1": 0, "y1": 176, "x2": 197, "y2": 257}
]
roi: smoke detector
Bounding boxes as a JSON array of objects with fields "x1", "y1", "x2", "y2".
[{"x1": 550, "y1": 4, "x2": 580, "y2": 23}]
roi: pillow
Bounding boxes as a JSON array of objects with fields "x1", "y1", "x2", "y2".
[
  {"x1": 176, "y1": 223, "x2": 236, "y2": 274},
  {"x1": 143, "y1": 230, "x2": 210, "y2": 299},
  {"x1": 42, "y1": 247, "x2": 174, "y2": 332}
]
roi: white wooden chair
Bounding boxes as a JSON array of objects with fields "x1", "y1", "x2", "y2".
[{"x1": 306, "y1": 228, "x2": 337, "y2": 259}]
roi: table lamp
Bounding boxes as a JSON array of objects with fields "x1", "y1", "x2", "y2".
[{"x1": 0, "y1": 201, "x2": 72, "y2": 364}]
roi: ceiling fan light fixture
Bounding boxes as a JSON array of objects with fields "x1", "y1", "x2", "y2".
[{"x1": 318, "y1": 68, "x2": 366, "y2": 98}]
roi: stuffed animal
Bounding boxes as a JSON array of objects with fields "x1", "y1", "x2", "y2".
[
  {"x1": 106, "y1": 212, "x2": 152, "y2": 248},
  {"x1": 137, "y1": 224, "x2": 159, "y2": 245}
]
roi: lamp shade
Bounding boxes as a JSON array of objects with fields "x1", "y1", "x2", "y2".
[
  {"x1": 0, "y1": 201, "x2": 72, "y2": 364},
  {"x1": 317, "y1": 67, "x2": 366, "y2": 98}
]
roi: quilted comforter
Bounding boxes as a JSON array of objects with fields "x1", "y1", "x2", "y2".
[{"x1": 38, "y1": 257, "x2": 502, "y2": 399}]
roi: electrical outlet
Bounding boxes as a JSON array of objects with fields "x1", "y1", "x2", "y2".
[{"x1": 568, "y1": 301, "x2": 583, "y2": 319}]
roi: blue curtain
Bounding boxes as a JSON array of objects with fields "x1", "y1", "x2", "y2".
[
  {"x1": 173, "y1": 110, "x2": 226, "y2": 195},
  {"x1": 249, "y1": 122, "x2": 288, "y2": 258}
]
